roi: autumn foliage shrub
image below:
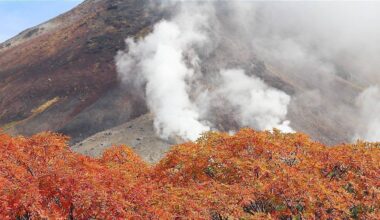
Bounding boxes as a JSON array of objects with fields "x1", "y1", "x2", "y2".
[{"x1": 0, "y1": 129, "x2": 379, "y2": 219}]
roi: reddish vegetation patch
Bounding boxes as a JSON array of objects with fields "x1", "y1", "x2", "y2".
[{"x1": 0, "y1": 129, "x2": 379, "y2": 219}]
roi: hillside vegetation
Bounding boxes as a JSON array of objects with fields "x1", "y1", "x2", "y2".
[{"x1": 0, "y1": 129, "x2": 379, "y2": 219}]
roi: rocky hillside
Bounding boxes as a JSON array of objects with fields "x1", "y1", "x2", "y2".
[
  {"x1": 72, "y1": 113, "x2": 171, "y2": 164},
  {"x1": 0, "y1": 0, "x2": 363, "y2": 155},
  {"x1": 0, "y1": 0, "x2": 163, "y2": 144}
]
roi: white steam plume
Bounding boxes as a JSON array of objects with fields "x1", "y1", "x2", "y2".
[
  {"x1": 218, "y1": 69, "x2": 292, "y2": 132},
  {"x1": 117, "y1": 1, "x2": 380, "y2": 143},
  {"x1": 244, "y1": 2, "x2": 380, "y2": 142},
  {"x1": 116, "y1": 2, "x2": 293, "y2": 141},
  {"x1": 354, "y1": 86, "x2": 380, "y2": 142},
  {"x1": 116, "y1": 6, "x2": 213, "y2": 141}
]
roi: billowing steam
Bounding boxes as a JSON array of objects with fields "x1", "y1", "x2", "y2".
[
  {"x1": 116, "y1": 18, "x2": 211, "y2": 141},
  {"x1": 355, "y1": 87, "x2": 380, "y2": 142},
  {"x1": 116, "y1": 2, "x2": 292, "y2": 141},
  {"x1": 202, "y1": 69, "x2": 292, "y2": 133},
  {"x1": 117, "y1": 1, "x2": 380, "y2": 143}
]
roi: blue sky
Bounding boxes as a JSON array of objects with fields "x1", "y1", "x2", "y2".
[{"x1": 0, "y1": 0, "x2": 83, "y2": 43}]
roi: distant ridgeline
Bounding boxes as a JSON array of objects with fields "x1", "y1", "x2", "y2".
[{"x1": 0, "y1": 129, "x2": 379, "y2": 219}]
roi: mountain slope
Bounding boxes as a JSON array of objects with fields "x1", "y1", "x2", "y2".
[
  {"x1": 0, "y1": 0, "x2": 363, "y2": 151},
  {"x1": 0, "y1": 0, "x2": 162, "y2": 144}
]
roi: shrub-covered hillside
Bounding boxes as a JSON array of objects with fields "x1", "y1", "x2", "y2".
[{"x1": 0, "y1": 129, "x2": 379, "y2": 219}]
